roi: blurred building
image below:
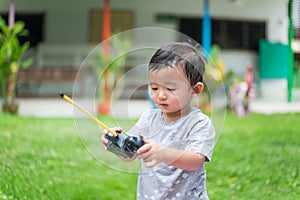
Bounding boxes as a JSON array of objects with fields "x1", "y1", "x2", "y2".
[{"x1": 0, "y1": 0, "x2": 298, "y2": 102}]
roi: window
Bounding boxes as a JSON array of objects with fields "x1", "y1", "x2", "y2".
[
  {"x1": 179, "y1": 17, "x2": 266, "y2": 51},
  {"x1": 0, "y1": 13, "x2": 45, "y2": 47},
  {"x1": 89, "y1": 10, "x2": 133, "y2": 43}
]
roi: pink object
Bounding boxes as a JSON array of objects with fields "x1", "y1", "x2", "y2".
[
  {"x1": 8, "y1": 0, "x2": 15, "y2": 28},
  {"x1": 230, "y1": 62, "x2": 256, "y2": 117}
]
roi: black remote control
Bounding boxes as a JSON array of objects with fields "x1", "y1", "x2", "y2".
[{"x1": 105, "y1": 131, "x2": 144, "y2": 158}]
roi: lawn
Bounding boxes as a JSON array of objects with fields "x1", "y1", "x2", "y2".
[
  {"x1": 0, "y1": 111, "x2": 299, "y2": 199},
  {"x1": 206, "y1": 111, "x2": 300, "y2": 200}
]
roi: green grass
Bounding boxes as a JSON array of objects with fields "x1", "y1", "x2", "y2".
[
  {"x1": 0, "y1": 114, "x2": 137, "y2": 200},
  {"x1": 206, "y1": 111, "x2": 300, "y2": 200},
  {"x1": 0, "y1": 112, "x2": 299, "y2": 199}
]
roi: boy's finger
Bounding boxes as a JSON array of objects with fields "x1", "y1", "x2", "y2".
[
  {"x1": 144, "y1": 160, "x2": 156, "y2": 168},
  {"x1": 137, "y1": 143, "x2": 152, "y2": 154},
  {"x1": 115, "y1": 127, "x2": 123, "y2": 132},
  {"x1": 141, "y1": 137, "x2": 150, "y2": 144},
  {"x1": 101, "y1": 134, "x2": 108, "y2": 144}
]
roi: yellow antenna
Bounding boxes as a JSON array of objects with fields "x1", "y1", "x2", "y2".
[{"x1": 59, "y1": 92, "x2": 117, "y2": 137}]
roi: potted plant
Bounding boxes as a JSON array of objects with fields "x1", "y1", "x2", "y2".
[
  {"x1": 200, "y1": 44, "x2": 225, "y2": 111},
  {"x1": 0, "y1": 16, "x2": 32, "y2": 114}
]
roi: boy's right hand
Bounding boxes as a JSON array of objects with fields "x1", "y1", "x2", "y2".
[
  {"x1": 101, "y1": 127, "x2": 123, "y2": 151},
  {"x1": 101, "y1": 127, "x2": 138, "y2": 161}
]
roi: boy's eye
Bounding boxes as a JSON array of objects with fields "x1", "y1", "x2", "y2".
[
  {"x1": 151, "y1": 87, "x2": 158, "y2": 91},
  {"x1": 167, "y1": 88, "x2": 176, "y2": 91}
]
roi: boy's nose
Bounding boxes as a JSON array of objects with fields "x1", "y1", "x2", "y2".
[{"x1": 158, "y1": 90, "x2": 167, "y2": 100}]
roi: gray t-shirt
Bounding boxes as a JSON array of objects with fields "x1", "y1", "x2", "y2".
[{"x1": 128, "y1": 107, "x2": 215, "y2": 200}]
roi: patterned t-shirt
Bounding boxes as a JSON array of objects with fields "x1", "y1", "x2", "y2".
[{"x1": 128, "y1": 107, "x2": 215, "y2": 200}]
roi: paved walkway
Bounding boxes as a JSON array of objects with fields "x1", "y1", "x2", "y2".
[
  {"x1": 1, "y1": 97, "x2": 300, "y2": 118},
  {"x1": 251, "y1": 99, "x2": 300, "y2": 114},
  {"x1": 3, "y1": 98, "x2": 151, "y2": 118}
]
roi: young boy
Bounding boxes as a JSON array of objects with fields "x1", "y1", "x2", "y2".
[{"x1": 102, "y1": 42, "x2": 215, "y2": 200}]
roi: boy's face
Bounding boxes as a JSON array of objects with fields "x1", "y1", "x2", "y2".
[{"x1": 149, "y1": 66, "x2": 201, "y2": 121}]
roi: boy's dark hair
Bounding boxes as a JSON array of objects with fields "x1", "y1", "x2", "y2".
[{"x1": 149, "y1": 42, "x2": 206, "y2": 86}]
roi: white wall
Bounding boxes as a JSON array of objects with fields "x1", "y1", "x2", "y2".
[
  {"x1": 0, "y1": 0, "x2": 288, "y2": 44},
  {"x1": 0, "y1": 0, "x2": 289, "y2": 79}
]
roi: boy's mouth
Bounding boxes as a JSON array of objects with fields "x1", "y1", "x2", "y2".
[{"x1": 159, "y1": 103, "x2": 169, "y2": 108}]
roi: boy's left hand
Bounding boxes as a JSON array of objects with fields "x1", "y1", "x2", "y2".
[{"x1": 137, "y1": 138, "x2": 164, "y2": 168}]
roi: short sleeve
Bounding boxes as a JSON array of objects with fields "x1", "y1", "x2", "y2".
[{"x1": 186, "y1": 116, "x2": 215, "y2": 162}]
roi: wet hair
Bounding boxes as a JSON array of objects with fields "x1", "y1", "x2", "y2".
[{"x1": 149, "y1": 42, "x2": 206, "y2": 87}]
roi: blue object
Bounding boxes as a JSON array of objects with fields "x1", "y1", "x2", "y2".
[{"x1": 202, "y1": 0, "x2": 211, "y2": 57}]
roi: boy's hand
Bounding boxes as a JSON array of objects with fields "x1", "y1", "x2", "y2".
[
  {"x1": 101, "y1": 127, "x2": 139, "y2": 161},
  {"x1": 137, "y1": 138, "x2": 164, "y2": 168},
  {"x1": 101, "y1": 127, "x2": 122, "y2": 150}
]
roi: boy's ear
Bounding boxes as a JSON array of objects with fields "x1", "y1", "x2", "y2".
[{"x1": 192, "y1": 82, "x2": 204, "y2": 97}]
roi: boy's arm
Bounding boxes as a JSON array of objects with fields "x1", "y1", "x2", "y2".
[
  {"x1": 161, "y1": 148, "x2": 206, "y2": 171},
  {"x1": 137, "y1": 140, "x2": 206, "y2": 171}
]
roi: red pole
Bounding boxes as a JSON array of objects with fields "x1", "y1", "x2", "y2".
[
  {"x1": 98, "y1": 0, "x2": 111, "y2": 115},
  {"x1": 102, "y1": 0, "x2": 111, "y2": 59}
]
